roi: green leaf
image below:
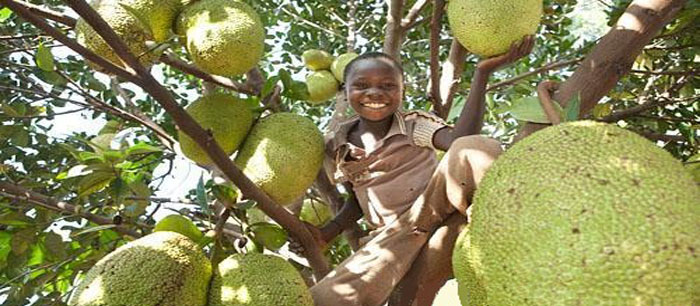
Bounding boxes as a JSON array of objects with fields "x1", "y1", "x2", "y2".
[
  {"x1": 125, "y1": 142, "x2": 162, "y2": 156},
  {"x1": 59, "y1": 165, "x2": 91, "y2": 180},
  {"x1": 11, "y1": 228, "x2": 36, "y2": 255},
  {"x1": 27, "y1": 243, "x2": 45, "y2": 266},
  {"x1": 196, "y1": 175, "x2": 209, "y2": 213},
  {"x1": 44, "y1": 232, "x2": 67, "y2": 261},
  {"x1": 289, "y1": 81, "x2": 310, "y2": 100},
  {"x1": 248, "y1": 222, "x2": 288, "y2": 251},
  {"x1": 0, "y1": 232, "x2": 11, "y2": 264},
  {"x1": 2, "y1": 105, "x2": 21, "y2": 117},
  {"x1": 10, "y1": 128, "x2": 30, "y2": 147},
  {"x1": 103, "y1": 150, "x2": 124, "y2": 163},
  {"x1": 78, "y1": 151, "x2": 105, "y2": 163},
  {"x1": 77, "y1": 171, "x2": 115, "y2": 198},
  {"x1": 38, "y1": 70, "x2": 67, "y2": 86},
  {"x1": 0, "y1": 8, "x2": 13, "y2": 23},
  {"x1": 447, "y1": 96, "x2": 466, "y2": 123},
  {"x1": 279, "y1": 69, "x2": 292, "y2": 91},
  {"x1": 35, "y1": 43, "x2": 55, "y2": 72},
  {"x1": 0, "y1": 213, "x2": 33, "y2": 226},
  {"x1": 71, "y1": 224, "x2": 118, "y2": 237},
  {"x1": 261, "y1": 76, "x2": 280, "y2": 97},
  {"x1": 592, "y1": 103, "x2": 612, "y2": 119},
  {"x1": 563, "y1": 93, "x2": 581, "y2": 122},
  {"x1": 90, "y1": 133, "x2": 116, "y2": 152},
  {"x1": 508, "y1": 96, "x2": 564, "y2": 124},
  {"x1": 86, "y1": 74, "x2": 108, "y2": 92}
]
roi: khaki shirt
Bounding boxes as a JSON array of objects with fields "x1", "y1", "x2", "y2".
[{"x1": 324, "y1": 110, "x2": 448, "y2": 228}]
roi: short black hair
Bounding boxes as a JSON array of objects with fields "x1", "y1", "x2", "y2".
[{"x1": 342, "y1": 52, "x2": 404, "y2": 85}]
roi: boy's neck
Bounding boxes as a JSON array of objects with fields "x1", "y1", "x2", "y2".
[{"x1": 358, "y1": 114, "x2": 394, "y2": 138}]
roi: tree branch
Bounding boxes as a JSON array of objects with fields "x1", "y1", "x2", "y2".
[
  {"x1": 515, "y1": 0, "x2": 688, "y2": 142},
  {"x1": 428, "y1": 0, "x2": 446, "y2": 113},
  {"x1": 160, "y1": 52, "x2": 257, "y2": 96},
  {"x1": 65, "y1": 0, "x2": 330, "y2": 278},
  {"x1": 401, "y1": 0, "x2": 428, "y2": 28},
  {"x1": 11, "y1": 0, "x2": 77, "y2": 27},
  {"x1": 0, "y1": 0, "x2": 137, "y2": 81},
  {"x1": 383, "y1": 0, "x2": 405, "y2": 60},
  {"x1": 0, "y1": 181, "x2": 145, "y2": 237},
  {"x1": 486, "y1": 57, "x2": 583, "y2": 92},
  {"x1": 436, "y1": 41, "x2": 468, "y2": 119},
  {"x1": 600, "y1": 76, "x2": 690, "y2": 122}
]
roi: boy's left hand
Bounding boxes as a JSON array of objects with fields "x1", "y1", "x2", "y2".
[{"x1": 477, "y1": 35, "x2": 535, "y2": 74}]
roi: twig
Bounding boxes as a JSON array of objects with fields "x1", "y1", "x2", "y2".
[
  {"x1": 281, "y1": 5, "x2": 344, "y2": 39},
  {"x1": 486, "y1": 57, "x2": 583, "y2": 92},
  {"x1": 401, "y1": 0, "x2": 428, "y2": 28},
  {"x1": 11, "y1": 0, "x2": 77, "y2": 27},
  {"x1": 0, "y1": 182, "x2": 146, "y2": 237},
  {"x1": 428, "y1": 0, "x2": 446, "y2": 111},
  {"x1": 600, "y1": 78, "x2": 693, "y2": 122},
  {"x1": 630, "y1": 69, "x2": 698, "y2": 76},
  {"x1": 160, "y1": 52, "x2": 256, "y2": 96}
]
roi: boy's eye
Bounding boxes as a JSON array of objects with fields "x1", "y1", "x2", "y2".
[
  {"x1": 381, "y1": 83, "x2": 397, "y2": 90},
  {"x1": 353, "y1": 83, "x2": 368, "y2": 89}
]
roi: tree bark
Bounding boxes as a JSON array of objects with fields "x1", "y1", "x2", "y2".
[
  {"x1": 383, "y1": 0, "x2": 404, "y2": 60},
  {"x1": 514, "y1": 0, "x2": 687, "y2": 142}
]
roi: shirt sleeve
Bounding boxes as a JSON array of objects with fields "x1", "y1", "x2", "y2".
[{"x1": 406, "y1": 111, "x2": 449, "y2": 149}]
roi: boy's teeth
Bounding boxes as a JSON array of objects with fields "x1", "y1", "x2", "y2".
[{"x1": 365, "y1": 103, "x2": 385, "y2": 109}]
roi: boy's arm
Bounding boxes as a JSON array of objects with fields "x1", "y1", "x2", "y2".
[
  {"x1": 432, "y1": 36, "x2": 535, "y2": 151},
  {"x1": 318, "y1": 182, "x2": 363, "y2": 243}
]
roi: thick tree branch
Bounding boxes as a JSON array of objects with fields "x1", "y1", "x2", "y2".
[
  {"x1": 515, "y1": 0, "x2": 687, "y2": 142},
  {"x1": 0, "y1": 182, "x2": 145, "y2": 237},
  {"x1": 346, "y1": 0, "x2": 357, "y2": 52},
  {"x1": 401, "y1": 0, "x2": 428, "y2": 28},
  {"x1": 383, "y1": 0, "x2": 404, "y2": 60}
]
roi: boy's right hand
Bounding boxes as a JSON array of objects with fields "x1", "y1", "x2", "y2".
[{"x1": 288, "y1": 221, "x2": 327, "y2": 256}]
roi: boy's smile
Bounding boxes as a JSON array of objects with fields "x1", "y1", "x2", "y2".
[{"x1": 345, "y1": 59, "x2": 403, "y2": 122}]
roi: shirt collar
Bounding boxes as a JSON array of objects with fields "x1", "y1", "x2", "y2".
[{"x1": 329, "y1": 110, "x2": 407, "y2": 152}]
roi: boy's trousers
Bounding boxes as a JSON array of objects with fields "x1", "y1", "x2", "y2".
[{"x1": 311, "y1": 135, "x2": 503, "y2": 306}]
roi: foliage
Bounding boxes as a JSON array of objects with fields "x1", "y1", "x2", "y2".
[{"x1": 0, "y1": 0, "x2": 697, "y2": 304}]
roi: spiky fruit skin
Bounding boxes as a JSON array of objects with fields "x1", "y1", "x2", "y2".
[
  {"x1": 453, "y1": 121, "x2": 700, "y2": 305},
  {"x1": 178, "y1": 93, "x2": 253, "y2": 166},
  {"x1": 302, "y1": 49, "x2": 334, "y2": 71},
  {"x1": 120, "y1": 0, "x2": 182, "y2": 42},
  {"x1": 447, "y1": 0, "x2": 542, "y2": 57},
  {"x1": 330, "y1": 52, "x2": 358, "y2": 82},
  {"x1": 68, "y1": 232, "x2": 212, "y2": 306},
  {"x1": 299, "y1": 199, "x2": 332, "y2": 226},
  {"x1": 208, "y1": 253, "x2": 313, "y2": 306},
  {"x1": 154, "y1": 214, "x2": 204, "y2": 242},
  {"x1": 177, "y1": 0, "x2": 265, "y2": 76},
  {"x1": 306, "y1": 70, "x2": 338, "y2": 104},
  {"x1": 234, "y1": 113, "x2": 324, "y2": 205},
  {"x1": 75, "y1": 0, "x2": 159, "y2": 70}
]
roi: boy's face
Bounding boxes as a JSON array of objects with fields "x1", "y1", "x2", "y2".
[{"x1": 345, "y1": 59, "x2": 403, "y2": 122}]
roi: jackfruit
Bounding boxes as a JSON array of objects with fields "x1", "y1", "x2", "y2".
[
  {"x1": 447, "y1": 0, "x2": 542, "y2": 57},
  {"x1": 302, "y1": 49, "x2": 333, "y2": 71},
  {"x1": 330, "y1": 52, "x2": 359, "y2": 82},
  {"x1": 177, "y1": 0, "x2": 265, "y2": 76},
  {"x1": 75, "y1": 0, "x2": 160, "y2": 70},
  {"x1": 208, "y1": 253, "x2": 313, "y2": 306},
  {"x1": 154, "y1": 214, "x2": 204, "y2": 242},
  {"x1": 178, "y1": 93, "x2": 253, "y2": 166},
  {"x1": 234, "y1": 113, "x2": 324, "y2": 205},
  {"x1": 453, "y1": 121, "x2": 700, "y2": 305},
  {"x1": 306, "y1": 70, "x2": 338, "y2": 104},
  {"x1": 68, "y1": 232, "x2": 212, "y2": 306},
  {"x1": 118, "y1": 0, "x2": 183, "y2": 42},
  {"x1": 299, "y1": 199, "x2": 332, "y2": 227}
]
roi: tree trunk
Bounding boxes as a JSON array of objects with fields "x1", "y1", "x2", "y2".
[{"x1": 514, "y1": 0, "x2": 687, "y2": 142}]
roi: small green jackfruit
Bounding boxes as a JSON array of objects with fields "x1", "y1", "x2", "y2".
[
  {"x1": 299, "y1": 199, "x2": 332, "y2": 227},
  {"x1": 447, "y1": 0, "x2": 542, "y2": 57},
  {"x1": 330, "y1": 52, "x2": 359, "y2": 82},
  {"x1": 208, "y1": 253, "x2": 313, "y2": 306},
  {"x1": 179, "y1": 93, "x2": 253, "y2": 166},
  {"x1": 68, "y1": 232, "x2": 212, "y2": 306},
  {"x1": 177, "y1": 0, "x2": 265, "y2": 76},
  {"x1": 302, "y1": 49, "x2": 334, "y2": 71},
  {"x1": 154, "y1": 214, "x2": 203, "y2": 242},
  {"x1": 453, "y1": 121, "x2": 700, "y2": 305},
  {"x1": 306, "y1": 70, "x2": 338, "y2": 104},
  {"x1": 234, "y1": 113, "x2": 324, "y2": 205}
]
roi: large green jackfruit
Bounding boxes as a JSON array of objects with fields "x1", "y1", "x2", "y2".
[
  {"x1": 453, "y1": 121, "x2": 700, "y2": 305},
  {"x1": 305, "y1": 70, "x2": 338, "y2": 105},
  {"x1": 447, "y1": 0, "x2": 542, "y2": 57},
  {"x1": 302, "y1": 49, "x2": 333, "y2": 71},
  {"x1": 208, "y1": 253, "x2": 313, "y2": 306},
  {"x1": 177, "y1": 0, "x2": 265, "y2": 76},
  {"x1": 330, "y1": 52, "x2": 359, "y2": 83},
  {"x1": 234, "y1": 113, "x2": 324, "y2": 205},
  {"x1": 179, "y1": 93, "x2": 253, "y2": 166},
  {"x1": 75, "y1": 0, "x2": 160, "y2": 70},
  {"x1": 299, "y1": 199, "x2": 332, "y2": 227},
  {"x1": 68, "y1": 232, "x2": 212, "y2": 306}
]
